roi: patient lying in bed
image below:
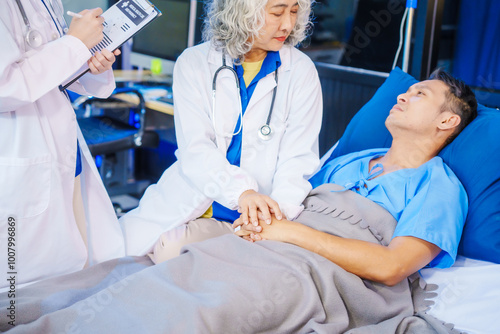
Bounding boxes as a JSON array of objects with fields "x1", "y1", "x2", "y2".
[
  {"x1": 0, "y1": 70, "x2": 478, "y2": 333},
  {"x1": 235, "y1": 68, "x2": 477, "y2": 285}
]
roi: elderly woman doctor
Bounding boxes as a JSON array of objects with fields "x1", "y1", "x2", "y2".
[
  {"x1": 121, "y1": 0, "x2": 322, "y2": 259},
  {"x1": 0, "y1": 0, "x2": 124, "y2": 290}
]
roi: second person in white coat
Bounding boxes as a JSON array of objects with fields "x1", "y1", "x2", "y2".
[
  {"x1": 120, "y1": 0, "x2": 323, "y2": 260},
  {"x1": 0, "y1": 1, "x2": 125, "y2": 290}
]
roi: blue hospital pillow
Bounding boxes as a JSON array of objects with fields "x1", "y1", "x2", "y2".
[
  {"x1": 440, "y1": 104, "x2": 500, "y2": 263},
  {"x1": 324, "y1": 67, "x2": 500, "y2": 263},
  {"x1": 325, "y1": 67, "x2": 417, "y2": 162}
]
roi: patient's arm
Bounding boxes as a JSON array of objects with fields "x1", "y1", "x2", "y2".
[{"x1": 237, "y1": 216, "x2": 440, "y2": 286}]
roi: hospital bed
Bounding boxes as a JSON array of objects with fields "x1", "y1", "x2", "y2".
[
  {"x1": 1, "y1": 65, "x2": 499, "y2": 333},
  {"x1": 315, "y1": 63, "x2": 500, "y2": 333}
]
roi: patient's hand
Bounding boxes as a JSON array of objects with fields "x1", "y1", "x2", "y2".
[
  {"x1": 238, "y1": 190, "x2": 282, "y2": 226},
  {"x1": 233, "y1": 215, "x2": 262, "y2": 242},
  {"x1": 235, "y1": 214, "x2": 296, "y2": 244},
  {"x1": 252, "y1": 216, "x2": 297, "y2": 243}
]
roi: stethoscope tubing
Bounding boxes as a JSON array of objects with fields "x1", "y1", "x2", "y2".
[
  {"x1": 14, "y1": 0, "x2": 31, "y2": 28},
  {"x1": 15, "y1": 0, "x2": 68, "y2": 49},
  {"x1": 212, "y1": 56, "x2": 243, "y2": 138},
  {"x1": 212, "y1": 55, "x2": 278, "y2": 141},
  {"x1": 265, "y1": 68, "x2": 279, "y2": 127}
]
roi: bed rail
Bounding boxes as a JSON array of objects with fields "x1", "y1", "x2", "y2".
[{"x1": 315, "y1": 62, "x2": 388, "y2": 156}]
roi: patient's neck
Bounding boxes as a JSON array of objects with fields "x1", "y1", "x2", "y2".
[
  {"x1": 369, "y1": 147, "x2": 428, "y2": 179},
  {"x1": 385, "y1": 139, "x2": 439, "y2": 169}
]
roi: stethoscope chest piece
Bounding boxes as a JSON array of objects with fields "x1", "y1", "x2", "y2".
[
  {"x1": 26, "y1": 29, "x2": 43, "y2": 48},
  {"x1": 15, "y1": 0, "x2": 68, "y2": 49},
  {"x1": 258, "y1": 124, "x2": 273, "y2": 141}
]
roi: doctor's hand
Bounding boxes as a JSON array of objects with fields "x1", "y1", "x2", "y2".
[
  {"x1": 233, "y1": 214, "x2": 262, "y2": 238},
  {"x1": 88, "y1": 49, "x2": 121, "y2": 74},
  {"x1": 237, "y1": 190, "x2": 283, "y2": 227},
  {"x1": 66, "y1": 8, "x2": 105, "y2": 49}
]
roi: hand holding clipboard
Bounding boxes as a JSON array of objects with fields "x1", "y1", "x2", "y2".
[{"x1": 60, "y1": 0, "x2": 161, "y2": 91}]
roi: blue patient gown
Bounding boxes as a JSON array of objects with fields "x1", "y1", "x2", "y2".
[{"x1": 309, "y1": 148, "x2": 468, "y2": 268}]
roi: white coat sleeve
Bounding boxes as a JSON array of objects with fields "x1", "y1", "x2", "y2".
[
  {"x1": 270, "y1": 57, "x2": 322, "y2": 219},
  {"x1": 66, "y1": 63, "x2": 116, "y2": 98},
  {"x1": 172, "y1": 49, "x2": 258, "y2": 209},
  {"x1": 0, "y1": 19, "x2": 114, "y2": 112}
]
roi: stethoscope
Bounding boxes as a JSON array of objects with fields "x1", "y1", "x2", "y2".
[
  {"x1": 14, "y1": 0, "x2": 68, "y2": 49},
  {"x1": 212, "y1": 55, "x2": 278, "y2": 141}
]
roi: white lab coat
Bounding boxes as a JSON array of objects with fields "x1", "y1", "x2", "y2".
[
  {"x1": 121, "y1": 42, "x2": 323, "y2": 256},
  {"x1": 0, "y1": 0, "x2": 124, "y2": 290}
]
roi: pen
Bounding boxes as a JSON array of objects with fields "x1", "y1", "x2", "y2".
[{"x1": 66, "y1": 11, "x2": 83, "y2": 18}]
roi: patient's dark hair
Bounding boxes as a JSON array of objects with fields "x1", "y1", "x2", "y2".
[{"x1": 429, "y1": 68, "x2": 478, "y2": 146}]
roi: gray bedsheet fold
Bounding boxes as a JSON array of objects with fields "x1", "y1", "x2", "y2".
[{"x1": 0, "y1": 184, "x2": 460, "y2": 333}]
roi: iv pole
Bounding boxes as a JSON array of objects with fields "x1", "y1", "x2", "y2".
[{"x1": 402, "y1": 0, "x2": 418, "y2": 73}]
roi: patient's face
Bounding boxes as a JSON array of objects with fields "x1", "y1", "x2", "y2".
[{"x1": 386, "y1": 79, "x2": 449, "y2": 136}]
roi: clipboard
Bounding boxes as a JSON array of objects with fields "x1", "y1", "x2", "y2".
[{"x1": 60, "y1": 0, "x2": 162, "y2": 91}]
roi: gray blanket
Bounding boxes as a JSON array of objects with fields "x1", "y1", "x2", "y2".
[{"x1": 0, "y1": 184, "x2": 460, "y2": 333}]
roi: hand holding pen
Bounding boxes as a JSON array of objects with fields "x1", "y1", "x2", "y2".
[
  {"x1": 66, "y1": 8, "x2": 105, "y2": 50},
  {"x1": 59, "y1": 8, "x2": 120, "y2": 91}
]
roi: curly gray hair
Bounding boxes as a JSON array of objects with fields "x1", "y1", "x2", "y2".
[{"x1": 202, "y1": 0, "x2": 314, "y2": 62}]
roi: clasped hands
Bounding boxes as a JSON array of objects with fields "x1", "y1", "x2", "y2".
[{"x1": 234, "y1": 189, "x2": 293, "y2": 243}]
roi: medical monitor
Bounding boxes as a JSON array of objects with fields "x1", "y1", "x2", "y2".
[{"x1": 125, "y1": 0, "x2": 203, "y2": 77}]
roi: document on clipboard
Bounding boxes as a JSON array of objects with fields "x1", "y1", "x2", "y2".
[{"x1": 60, "y1": 0, "x2": 161, "y2": 91}]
